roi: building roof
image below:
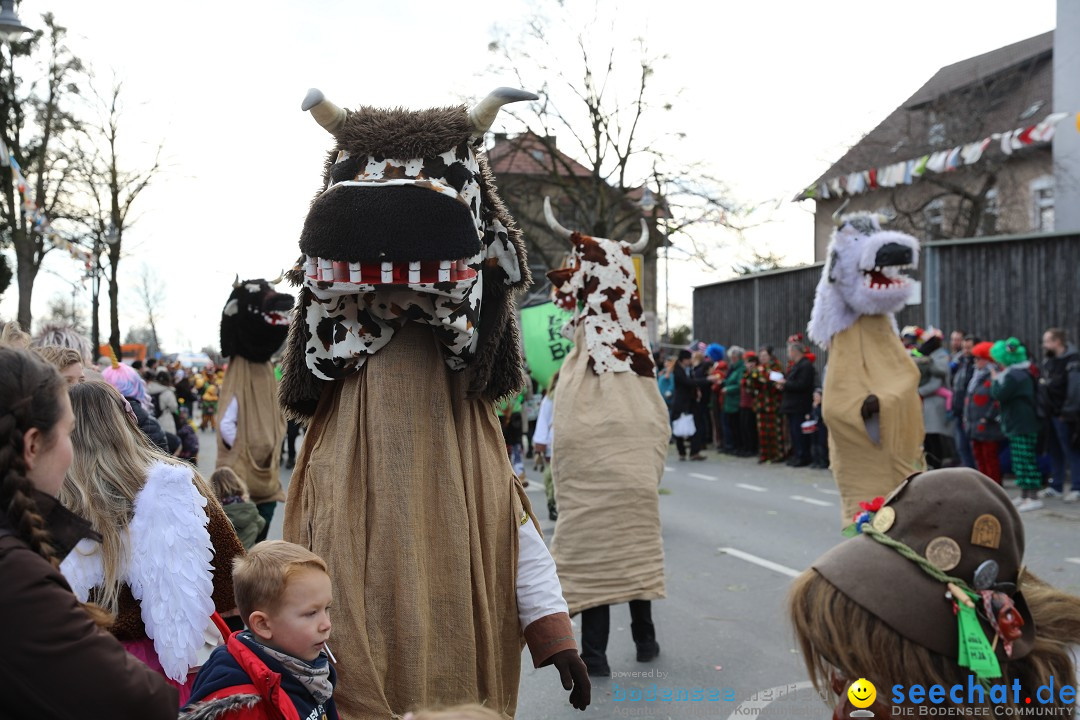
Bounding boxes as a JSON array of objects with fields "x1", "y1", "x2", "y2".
[
  {"x1": 487, "y1": 132, "x2": 592, "y2": 178},
  {"x1": 904, "y1": 31, "x2": 1052, "y2": 108},
  {"x1": 802, "y1": 31, "x2": 1054, "y2": 196},
  {"x1": 486, "y1": 132, "x2": 672, "y2": 219}
]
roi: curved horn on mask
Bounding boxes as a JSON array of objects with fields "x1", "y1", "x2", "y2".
[
  {"x1": 832, "y1": 198, "x2": 851, "y2": 227},
  {"x1": 269, "y1": 270, "x2": 284, "y2": 286},
  {"x1": 233, "y1": 274, "x2": 241, "y2": 288},
  {"x1": 543, "y1": 197, "x2": 574, "y2": 242},
  {"x1": 301, "y1": 88, "x2": 346, "y2": 135},
  {"x1": 468, "y1": 87, "x2": 539, "y2": 137},
  {"x1": 626, "y1": 218, "x2": 650, "y2": 253}
]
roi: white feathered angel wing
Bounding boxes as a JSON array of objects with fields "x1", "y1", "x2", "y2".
[
  {"x1": 59, "y1": 537, "x2": 105, "y2": 603},
  {"x1": 128, "y1": 461, "x2": 215, "y2": 683}
]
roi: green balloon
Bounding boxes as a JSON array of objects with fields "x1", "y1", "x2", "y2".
[{"x1": 520, "y1": 302, "x2": 575, "y2": 389}]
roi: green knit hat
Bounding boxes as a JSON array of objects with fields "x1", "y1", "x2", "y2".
[{"x1": 990, "y1": 337, "x2": 1027, "y2": 366}]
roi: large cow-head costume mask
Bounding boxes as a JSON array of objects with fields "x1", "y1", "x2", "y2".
[
  {"x1": 544, "y1": 197, "x2": 655, "y2": 378},
  {"x1": 220, "y1": 274, "x2": 295, "y2": 362},
  {"x1": 280, "y1": 87, "x2": 535, "y2": 420}
]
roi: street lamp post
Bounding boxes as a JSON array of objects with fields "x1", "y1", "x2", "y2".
[{"x1": 0, "y1": 1, "x2": 31, "y2": 44}]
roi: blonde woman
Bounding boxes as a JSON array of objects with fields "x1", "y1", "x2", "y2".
[
  {"x1": 58, "y1": 381, "x2": 245, "y2": 705},
  {"x1": 32, "y1": 345, "x2": 86, "y2": 385}
]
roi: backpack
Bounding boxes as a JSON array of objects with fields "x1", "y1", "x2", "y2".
[{"x1": 149, "y1": 391, "x2": 163, "y2": 418}]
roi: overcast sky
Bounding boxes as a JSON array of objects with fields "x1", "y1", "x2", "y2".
[{"x1": 0, "y1": 0, "x2": 1058, "y2": 351}]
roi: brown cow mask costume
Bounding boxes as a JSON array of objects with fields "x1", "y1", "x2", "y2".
[
  {"x1": 280, "y1": 88, "x2": 534, "y2": 420},
  {"x1": 543, "y1": 197, "x2": 654, "y2": 378}
]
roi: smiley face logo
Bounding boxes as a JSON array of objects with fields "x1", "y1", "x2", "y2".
[{"x1": 848, "y1": 678, "x2": 877, "y2": 709}]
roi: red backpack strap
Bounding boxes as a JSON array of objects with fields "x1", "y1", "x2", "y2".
[{"x1": 211, "y1": 611, "x2": 232, "y2": 642}]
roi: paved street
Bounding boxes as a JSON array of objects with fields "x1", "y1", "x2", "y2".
[{"x1": 199, "y1": 433, "x2": 1080, "y2": 719}]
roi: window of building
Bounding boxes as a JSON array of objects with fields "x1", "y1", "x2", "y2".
[
  {"x1": 1018, "y1": 100, "x2": 1044, "y2": 121},
  {"x1": 924, "y1": 198, "x2": 945, "y2": 239},
  {"x1": 1031, "y1": 176, "x2": 1055, "y2": 232},
  {"x1": 928, "y1": 122, "x2": 947, "y2": 146},
  {"x1": 978, "y1": 188, "x2": 998, "y2": 237}
]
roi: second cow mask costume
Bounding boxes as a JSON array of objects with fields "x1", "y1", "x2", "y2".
[{"x1": 280, "y1": 88, "x2": 589, "y2": 718}]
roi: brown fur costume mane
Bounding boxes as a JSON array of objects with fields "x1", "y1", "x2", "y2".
[{"x1": 279, "y1": 103, "x2": 530, "y2": 421}]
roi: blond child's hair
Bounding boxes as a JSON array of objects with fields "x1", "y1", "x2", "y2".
[
  {"x1": 404, "y1": 705, "x2": 505, "y2": 720},
  {"x1": 33, "y1": 345, "x2": 84, "y2": 373},
  {"x1": 210, "y1": 466, "x2": 248, "y2": 502},
  {"x1": 232, "y1": 540, "x2": 329, "y2": 623}
]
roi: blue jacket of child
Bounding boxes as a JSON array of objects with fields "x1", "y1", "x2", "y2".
[{"x1": 184, "y1": 630, "x2": 338, "y2": 720}]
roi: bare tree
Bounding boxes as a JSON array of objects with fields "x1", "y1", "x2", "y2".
[
  {"x1": 41, "y1": 289, "x2": 86, "y2": 333},
  {"x1": 0, "y1": 14, "x2": 84, "y2": 329},
  {"x1": 71, "y1": 78, "x2": 163, "y2": 357},
  {"x1": 732, "y1": 248, "x2": 789, "y2": 276},
  {"x1": 486, "y1": 3, "x2": 743, "y2": 275},
  {"x1": 131, "y1": 263, "x2": 164, "y2": 356}
]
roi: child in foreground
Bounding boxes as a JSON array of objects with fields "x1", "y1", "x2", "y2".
[{"x1": 182, "y1": 541, "x2": 338, "y2": 720}]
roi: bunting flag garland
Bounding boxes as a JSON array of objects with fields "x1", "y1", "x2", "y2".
[
  {"x1": 800, "y1": 111, "x2": 1075, "y2": 200},
  {"x1": 2, "y1": 139, "x2": 95, "y2": 267}
]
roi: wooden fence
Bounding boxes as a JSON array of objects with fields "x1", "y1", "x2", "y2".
[{"x1": 693, "y1": 230, "x2": 1080, "y2": 364}]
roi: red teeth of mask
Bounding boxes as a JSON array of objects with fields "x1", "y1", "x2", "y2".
[{"x1": 306, "y1": 256, "x2": 477, "y2": 285}]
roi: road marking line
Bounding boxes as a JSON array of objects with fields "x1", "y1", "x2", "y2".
[
  {"x1": 718, "y1": 547, "x2": 801, "y2": 578},
  {"x1": 790, "y1": 495, "x2": 833, "y2": 507},
  {"x1": 814, "y1": 487, "x2": 840, "y2": 495},
  {"x1": 690, "y1": 473, "x2": 719, "y2": 481},
  {"x1": 664, "y1": 466, "x2": 675, "y2": 472},
  {"x1": 1067, "y1": 558, "x2": 1080, "y2": 566},
  {"x1": 736, "y1": 483, "x2": 767, "y2": 492},
  {"x1": 725, "y1": 681, "x2": 816, "y2": 720}
]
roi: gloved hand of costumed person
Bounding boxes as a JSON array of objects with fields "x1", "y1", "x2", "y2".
[
  {"x1": 547, "y1": 648, "x2": 591, "y2": 710},
  {"x1": 861, "y1": 394, "x2": 880, "y2": 419}
]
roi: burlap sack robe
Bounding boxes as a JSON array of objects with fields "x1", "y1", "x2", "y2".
[
  {"x1": 216, "y1": 356, "x2": 286, "y2": 505},
  {"x1": 822, "y1": 314, "x2": 924, "y2": 525},
  {"x1": 283, "y1": 324, "x2": 528, "y2": 719},
  {"x1": 550, "y1": 324, "x2": 668, "y2": 615}
]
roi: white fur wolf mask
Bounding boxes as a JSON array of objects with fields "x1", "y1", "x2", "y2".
[{"x1": 807, "y1": 213, "x2": 919, "y2": 349}]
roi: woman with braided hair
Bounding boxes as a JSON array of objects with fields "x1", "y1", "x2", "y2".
[{"x1": 0, "y1": 347, "x2": 178, "y2": 717}]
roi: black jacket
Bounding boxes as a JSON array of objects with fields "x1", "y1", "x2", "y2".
[
  {"x1": 951, "y1": 354, "x2": 976, "y2": 419},
  {"x1": 125, "y1": 395, "x2": 170, "y2": 453},
  {"x1": 1040, "y1": 346, "x2": 1080, "y2": 419},
  {"x1": 672, "y1": 364, "x2": 712, "y2": 416},
  {"x1": 780, "y1": 357, "x2": 816, "y2": 416}
]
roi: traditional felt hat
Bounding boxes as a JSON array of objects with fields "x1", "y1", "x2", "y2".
[
  {"x1": 971, "y1": 341, "x2": 994, "y2": 360},
  {"x1": 990, "y1": 338, "x2": 1027, "y2": 366},
  {"x1": 812, "y1": 468, "x2": 1034, "y2": 669}
]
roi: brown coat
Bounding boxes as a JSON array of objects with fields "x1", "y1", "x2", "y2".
[{"x1": 0, "y1": 492, "x2": 178, "y2": 718}]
